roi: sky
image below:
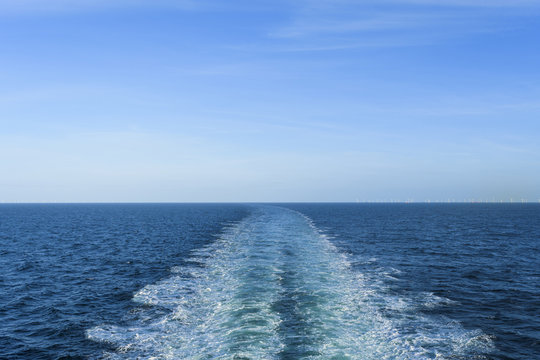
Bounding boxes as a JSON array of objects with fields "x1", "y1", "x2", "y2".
[{"x1": 1, "y1": 0, "x2": 539, "y2": 202}]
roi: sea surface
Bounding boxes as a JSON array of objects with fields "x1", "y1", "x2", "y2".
[{"x1": 0, "y1": 203, "x2": 538, "y2": 359}]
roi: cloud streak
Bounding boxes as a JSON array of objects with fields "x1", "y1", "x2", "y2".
[
  {"x1": 0, "y1": 0, "x2": 202, "y2": 15},
  {"x1": 260, "y1": 0, "x2": 540, "y2": 51},
  {"x1": 2, "y1": 0, "x2": 539, "y2": 16},
  {"x1": 270, "y1": 13, "x2": 444, "y2": 38},
  {"x1": 382, "y1": 0, "x2": 540, "y2": 7},
  {"x1": 301, "y1": 0, "x2": 540, "y2": 8}
]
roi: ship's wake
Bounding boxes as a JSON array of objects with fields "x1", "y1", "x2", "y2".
[{"x1": 88, "y1": 206, "x2": 492, "y2": 359}]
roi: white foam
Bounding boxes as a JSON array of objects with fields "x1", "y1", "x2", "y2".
[{"x1": 87, "y1": 206, "x2": 493, "y2": 359}]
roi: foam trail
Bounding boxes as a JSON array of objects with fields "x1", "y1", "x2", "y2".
[{"x1": 88, "y1": 206, "x2": 492, "y2": 359}]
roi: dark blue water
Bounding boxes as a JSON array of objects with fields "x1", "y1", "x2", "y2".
[
  {"x1": 0, "y1": 204, "x2": 249, "y2": 359},
  {"x1": 0, "y1": 204, "x2": 538, "y2": 359},
  {"x1": 284, "y1": 203, "x2": 540, "y2": 360}
]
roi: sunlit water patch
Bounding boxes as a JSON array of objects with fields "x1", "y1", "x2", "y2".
[{"x1": 87, "y1": 206, "x2": 493, "y2": 359}]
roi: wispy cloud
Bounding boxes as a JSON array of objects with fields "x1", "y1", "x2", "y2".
[
  {"x1": 0, "y1": 0, "x2": 297, "y2": 15},
  {"x1": 300, "y1": 0, "x2": 540, "y2": 8},
  {"x1": 270, "y1": 13, "x2": 444, "y2": 38},
  {"x1": 260, "y1": 0, "x2": 540, "y2": 51},
  {"x1": 381, "y1": 0, "x2": 540, "y2": 7},
  {"x1": 0, "y1": 0, "x2": 202, "y2": 15}
]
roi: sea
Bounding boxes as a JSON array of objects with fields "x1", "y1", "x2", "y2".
[{"x1": 0, "y1": 203, "x2": 538, "y2": 359}]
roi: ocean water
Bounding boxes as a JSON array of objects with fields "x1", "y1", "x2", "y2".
[{"x1": 0, "y1": 204, "x2": 538, "y2": 359}]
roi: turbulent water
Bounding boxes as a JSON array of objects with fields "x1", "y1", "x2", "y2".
[
  {"x1": 88, "y1": 206, "x2": 492, "y2": 359},
  {"x1": 0, "y1": 204, "x2": 538, "y2": 359}
]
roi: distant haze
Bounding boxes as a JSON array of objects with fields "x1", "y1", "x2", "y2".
[{"x1": 1, "y1": 0, "x2": 539, "y2": 202}]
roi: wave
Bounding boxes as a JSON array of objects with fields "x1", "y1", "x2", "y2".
[{"x1": 87, "y1": 206, "x2": 492, "y2": 359}]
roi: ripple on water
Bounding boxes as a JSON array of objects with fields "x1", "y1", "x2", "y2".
[{"x1": 87, "y1": 206, "x2": 494, "y2": 359}]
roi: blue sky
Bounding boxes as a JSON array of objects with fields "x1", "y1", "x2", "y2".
[{"x1": 1, "y1": 0, "x2": 539, "y2": 202}]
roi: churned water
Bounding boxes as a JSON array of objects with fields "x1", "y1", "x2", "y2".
[{"x1": 0, "y1": 203, "x2": 538, "y2": 359}]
